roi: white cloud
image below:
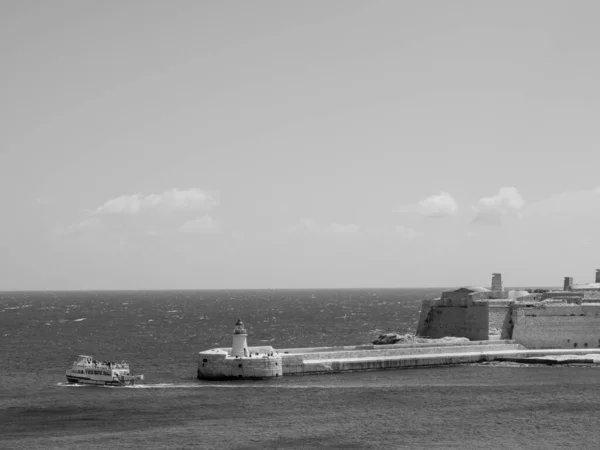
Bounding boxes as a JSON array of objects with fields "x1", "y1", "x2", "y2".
[
  {"x1": 179, "y1": 215, "x2": 219, "y2": 233},
  {"x1": 58, "y1": 218, "x2": 102, "y2": 236},
  {"x1": 329, "y1": 223, "x2": 360, "y2": 233},
  {"x1": 525, "y1": 187, "x2": 600, "y2": 217},
  {"x1": 299, "y1": 218, "x2": 319, "y2": 232},
  {"x1": 95, "y1": 188, "x2": 218, "y2": 215},
  {"x1": 394, "y1": 225, "x2": 423, "y2": 239},
  {"x1": 396, "y1": 192, "x2": 459, "y2": 217},
  {"x1": 472, "y1": 187, "x2": 525, "y2": 225},
  {"x1": 288, "y1": 218, "x2": 318, "y2": 233}
]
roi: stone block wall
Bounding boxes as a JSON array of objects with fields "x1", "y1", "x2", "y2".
[
  {"x1": 417, "y1": 302, "x2": 489, "y2": 340},
  {"x1": 416, "y1": 299, "x2": 439, "y2": 336},
  {"x1": 488, "y1": 302, "x2": 513, "y2": 339},
  {"x1": 511, "y1": 305, "x2": 600, "y2": 349}
]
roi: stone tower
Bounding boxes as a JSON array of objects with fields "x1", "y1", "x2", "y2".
[
  {"x1": 491, "y1": 273, "x2": 503, "y2": 292},
  {"x1": 231, "y1": 319, "x2": 248, "y2": 357},
  {"x1": 596, "y1": 270, "x2": 600, "y2": 283},
  {"x1": 564, "y1": 277, "x2": 573, "y2": 291}
]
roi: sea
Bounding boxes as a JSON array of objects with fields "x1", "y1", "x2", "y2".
[{"x1": 1, "y1": 288, "x2": 599, "y2": 450}]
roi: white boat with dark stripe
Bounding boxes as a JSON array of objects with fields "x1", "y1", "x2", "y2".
[{"x1": 66, "y1": 355, "x2": 144, "y2": 386}]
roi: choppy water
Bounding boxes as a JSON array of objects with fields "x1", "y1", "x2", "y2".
[{"x1": 1, "y1": 289, "x2": 600, "y2": 449}]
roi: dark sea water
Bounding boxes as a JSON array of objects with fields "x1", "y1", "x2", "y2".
[{"x1": 1, "y1": 288, "x2": 600, "y2": 449}]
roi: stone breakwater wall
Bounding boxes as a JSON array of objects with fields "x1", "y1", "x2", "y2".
[
  {"x1": 198, "y1": 341, "x2": 527, "y2": 378},
  {"x1": 198, "y1": 339, "x2": 600, "y2": 378},
  {"x1": 276, "y1": 341, "x2": 600, "y2": 375},
  {"x1": 277, "y1": 340, "x2": 524, "y2": 375}
]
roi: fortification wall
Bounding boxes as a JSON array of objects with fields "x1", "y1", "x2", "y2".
[
  {"x1": 488, "y1": 302, "x2": 513, "y2": 339},
  {"x1": 416, "y1": 299, "x2": 439, "y2": 336},
  {"x1": 417, "y1": 300, "x2": 489, "y2": 340},
  {"x1": 512, "y1": 305, "x2": 600, "y2": 349}
]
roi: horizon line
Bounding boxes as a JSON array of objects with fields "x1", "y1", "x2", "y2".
[{"x1": 0, "y1": 286, "x2": 562, "y2": 293}]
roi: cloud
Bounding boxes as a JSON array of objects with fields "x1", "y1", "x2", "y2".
[
  {"x1": 394, "y1": 225, "x2": 423, "y2": 239},
  {"x1": 288, "y1": 218, "x2": 320, "y2": 233},
  {"x1": 472, "y1": 187, "x2": 525, "y2": 225},
  {"x1": 329, "y1": 223, "x2": 360, "y2": 233},
  {"x1": 298, "y1": 218, "x2": 319, "y2": 232},
  {"x1": 524, "y1": 187, "x2": 600, "y2": 217},
  {"x1": 58, "y1": 218, "x2": 102, "y2": 236},
  {"x1": 95, "y1": 188, "x2": 218, "y2": 215},
  {"x1": 396, "y1": 192, "x2": 459, "y2": 217},
  {"x1": 179, "y1": 215, "x2": 219, "y2": 233}
]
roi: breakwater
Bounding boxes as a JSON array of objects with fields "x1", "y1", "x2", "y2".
[
  {"x1": 198, "y1": 339, "x2": 600, "y2": 379},
  {"x1": 277, "y1": 340, "x2": 521, "y2": 375},
  {"x1": 198, "y1": 270, "x2": 600, "y2": 380}
]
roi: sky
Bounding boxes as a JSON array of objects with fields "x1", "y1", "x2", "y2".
[{"x1": 2, "y1": 0, "x2": 600, "y2": 290}]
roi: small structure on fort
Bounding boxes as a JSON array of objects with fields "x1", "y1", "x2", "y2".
[
  {"x1": 491, "y1": 273, "x2": 503, "y2": 293},
  {"x1": 563, "y1": 270, "x2": 600, "y2": 292},
  {"x1": 197, "y1": 319, "x2": 282, "y2": 380}
]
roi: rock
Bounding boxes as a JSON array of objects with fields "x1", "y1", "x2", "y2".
[
  {"x1": 372, "y1": 333, "x2": 412, "y2": 345},
  {"x1": 372, "y1": 333, "x2": 470, "y2": 345}
]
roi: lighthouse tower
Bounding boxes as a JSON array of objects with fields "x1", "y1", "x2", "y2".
[{"x1": 231, "y1": 319, "x2": 249, "y2": 357}]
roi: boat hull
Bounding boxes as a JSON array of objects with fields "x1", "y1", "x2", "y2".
[
  {"x1": 196, "y1": 369, "x2": 279, "y2": 381},
  {"x1": 65, "y1": 374, "x2": 135, "y2": 386}
]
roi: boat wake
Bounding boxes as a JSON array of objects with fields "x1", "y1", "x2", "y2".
[{"x1": 57, "y1": 381, "x2": 376, "y2": 389}]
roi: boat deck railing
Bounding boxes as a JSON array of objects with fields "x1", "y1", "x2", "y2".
[{"x1": 72, "y1": 362, "x2": 130, "y2": 370}]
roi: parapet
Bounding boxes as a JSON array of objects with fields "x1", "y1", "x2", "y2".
[{"x1": 541, "y1": 291, "x2": 583, "y2": 302}]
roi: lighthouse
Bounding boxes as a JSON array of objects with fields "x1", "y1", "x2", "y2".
[{"x1": 231, "y1": 319, "x2": 249, "y2": 357}]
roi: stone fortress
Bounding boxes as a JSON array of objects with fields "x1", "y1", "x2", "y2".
[
  {"x1": 417, "y1": 269, "x2": 600, "y2": 349},
  {"x1": 198, "y1": 270, "x2": 600, "y2": 380}
]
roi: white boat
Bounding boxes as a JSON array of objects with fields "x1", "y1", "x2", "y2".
[{"x1": 66, "y1": 355, "x2": 144, "y2": 386}]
